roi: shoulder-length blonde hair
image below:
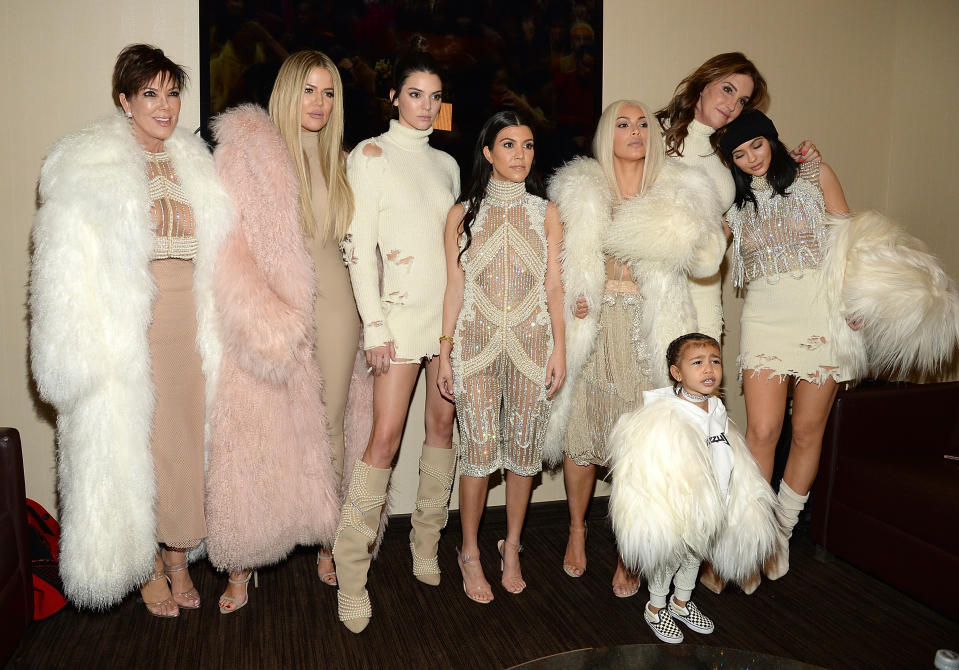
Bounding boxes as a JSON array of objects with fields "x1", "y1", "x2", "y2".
[
  {"x1": 655, "y1": 52, "x2": 769, "y2": 158},
  {"x1": 592, "y1": 99, "x2": 664, "y2": 203},
  {"x1": 268, "y1": 50, "x2": 354, "y2": 240}
]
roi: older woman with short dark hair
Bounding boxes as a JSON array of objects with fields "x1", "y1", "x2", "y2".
[{"x1": 30, "y1": 44, "x2": 232, "y2": 616}]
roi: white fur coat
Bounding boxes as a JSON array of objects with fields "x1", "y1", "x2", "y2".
[
  {"x1": 608, "y1": 390, "x2": 778, "y2": 583},
  {"x1": 543, "y1": 157, "x2": 724, "y2": 465},
  {"x1": 820, "y1": 211, "x2": 959, "y2": 379},
  {"x1": 30, "y1": 115, "x2": 233, "y2": 608}
]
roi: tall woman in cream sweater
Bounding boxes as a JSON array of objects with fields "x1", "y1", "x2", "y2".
[
  {"x1": 655, "y1": 52, "x2": 819, "y2": 341},
  {"x1": 334, "y1": 51, "x2": 460, "y2": 633}
]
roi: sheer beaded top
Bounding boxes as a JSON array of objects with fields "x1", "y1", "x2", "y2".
[
  {"x1": 728, "y1": 160, "x2": 826, "y2": 287},
  {"x1": 456, "y1": 178, "x2": 551, "y2": 389},
  {"x1": 146, "y1": 151, "x2": 197, "y2": 260}
]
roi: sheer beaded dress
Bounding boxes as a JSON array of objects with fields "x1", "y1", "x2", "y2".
[
  {"x1": 563, "y1": 254, "x2": 652, "y2": 466},
  {"x1": 452, "y1": 178, "x2": 551, "y2": 477}
]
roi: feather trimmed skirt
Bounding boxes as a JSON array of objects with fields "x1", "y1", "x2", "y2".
[
  {"x1": 739, "y1": 268, "x2": 849, "y2": 385},
  {"x1": 564, "y1": 281, "x2": 652, "y2": 466}
]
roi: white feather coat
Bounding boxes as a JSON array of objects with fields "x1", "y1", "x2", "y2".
[
  {"x1": 820, "y1": 211, "x2": 959, "y2": 379},
  {"x1": 543, "y1": 157, "x2": 725, "y2": 465},
  {"x1": 29, "y1": 114, "x2": 233, "y2": 609},
  {"x1": 608, "y1": 390, "x2": 778, "y2": 583}
]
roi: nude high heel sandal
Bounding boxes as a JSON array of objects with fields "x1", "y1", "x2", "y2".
[{"x1": 218, "y1": 569, "x2": 258, "y2": 614}]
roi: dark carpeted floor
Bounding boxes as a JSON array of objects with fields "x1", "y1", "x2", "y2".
[{"x1": 6, "y1": 499, "x2": 958, "y2": 669}]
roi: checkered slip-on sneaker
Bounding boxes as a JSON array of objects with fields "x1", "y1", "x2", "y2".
[
  {"x1": 644, "y1": 603, "x2": 684, "y2": 644},
  {"x1": 668, "y1": 598, "x2": 715, "y2": 634}
]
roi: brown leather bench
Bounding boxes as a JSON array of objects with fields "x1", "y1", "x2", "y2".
[{"x1": 811, "y1": 382, "x2": 959, "y2": 619}]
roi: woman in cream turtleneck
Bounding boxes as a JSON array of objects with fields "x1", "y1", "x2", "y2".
[
  {"x1": 334, "y1": 50, "x2": 460, "y2": 634},
  {"x1": 656, "y1": 52, "x2": 819, "y2": 342}
]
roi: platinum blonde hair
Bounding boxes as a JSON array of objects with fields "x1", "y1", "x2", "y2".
[
  {"x1": 592, "y1": 99, "x2": 664, "y2": 203},
  {"x1": 268, "y1": 50, "x2": 354, "y2": 240}
]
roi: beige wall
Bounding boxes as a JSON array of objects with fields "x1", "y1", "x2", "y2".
[{"x1": 4, "y1": 1, "x2": 958, "y2": 516}]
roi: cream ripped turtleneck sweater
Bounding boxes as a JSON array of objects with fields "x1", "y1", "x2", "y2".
[
  {"x1": 674, "y1": 119, "x2": 735, "y2": 341},
  {"x1": 344, "y1": 120, "x2": 460, "y2": 359}
]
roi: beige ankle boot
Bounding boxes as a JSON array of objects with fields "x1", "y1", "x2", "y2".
[
  {"x1": 333, "y1": 460, "x2": 391, "y2": 633},
  {"x1": 764, "y1": 479, "x2": 809, "y2": 581},
  {"x1": 410, "y1": 445, "x2": 457, "y2": 586}
]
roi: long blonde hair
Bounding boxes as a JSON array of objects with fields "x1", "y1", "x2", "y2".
[
  {"x1": 592, "y1": 100, "x2": 664, "y2": 203},
  {"x1": 268, "y1": 50, "x2": 354, "y2": 240}
]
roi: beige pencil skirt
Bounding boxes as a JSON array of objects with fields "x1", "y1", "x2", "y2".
[{"x1": 148, "y1": 259, "x2": 207, "y2": 549}]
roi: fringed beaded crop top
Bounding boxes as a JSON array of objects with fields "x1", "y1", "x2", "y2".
[
  {"x1": 146, "y1": 151, "x2": 198, "y2": 260},
  {"x1": 728, "y1": 160, "x2": 825, "y2": 287}
]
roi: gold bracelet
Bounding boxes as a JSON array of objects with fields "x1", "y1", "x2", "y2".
[{"x1": 439, "y1": 334, "x2": 454, "y2": 345}]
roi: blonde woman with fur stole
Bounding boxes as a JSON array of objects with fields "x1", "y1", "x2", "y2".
[
  {"x1": 546, "y1": 100, "x2": 725, "y2": 598},
  {"x1": 207, "y1": 51, "x2": 369, "y2": 613},
  {"x1": 608, "y1": 333, "x2": 778, "y2": 644},
  {"x1": 656, "y1": 52, "x2": 819, "y2": 341},
  {"x1": 30, "y1": 44, "x2": 232, "y2": 614},
  {"x1": 334, "y1": 51, "x2": 460, "y2": 633}
]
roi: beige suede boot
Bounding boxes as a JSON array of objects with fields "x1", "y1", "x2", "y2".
[
  {"x1": 410, "y1": 445, "x2": 457, "y2": 586},
  {"x1": 764, "y1": 479, "x2": 809, "y2": 581},
  {"x1": 333, "y1": 460, "x2": 390, "y2": 633}
]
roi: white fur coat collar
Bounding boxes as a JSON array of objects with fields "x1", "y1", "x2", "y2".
[{"x1": 30, "y1": 114, "x2": 232, "y2": 608}]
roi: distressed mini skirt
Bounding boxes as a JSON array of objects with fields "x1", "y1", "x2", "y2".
[{"x1": 739, "y1": 268, "x2": 849, "y2": 386}]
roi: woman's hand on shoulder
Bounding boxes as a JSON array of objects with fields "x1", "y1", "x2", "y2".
[
  {"x1": 790, "y1": 140, "x2": 820, "y2": 163},
  {"x1": 365, "y1": 342, "x2": 396, "y2": 375}
]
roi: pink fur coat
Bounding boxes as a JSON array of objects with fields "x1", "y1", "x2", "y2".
[{"x1": 206, "y1": 104, "x2": 340, "y2": 570}]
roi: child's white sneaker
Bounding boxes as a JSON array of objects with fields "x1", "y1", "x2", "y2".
[
  {"x1": 667, "y1": 597, "x2": 715, "y2": 634},
  {"x1": 644, "y1": 602, "x2": 684, "y2": 644}
]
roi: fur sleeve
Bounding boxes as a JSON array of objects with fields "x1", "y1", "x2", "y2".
[
  {"x1": 605, "y1": 161, "x2": 724, "y2": 276},
  {"x1": 30, "y1": 123, "x2": 153, "y2": 408},
  {"x1": 30, "y1": 199, "x2": 115, "y2": 408},
  {"x1": 821, "y1": 211, "x2": 959, "y2": 379},
  {"x1": 608, "y1": 399, "x2": 724, "y2": 576},
  {"x1": 542, "y1": 158, "x2": 610, "y2": 464},
  {"x1": 213, "y1": 106, "x2": 310, "y2": 383},
  {"x1": 708, "y1": 421, "x2": 779, "y2": 583},
  {"x1": 213, "y1": 230, "x2": 308, "y2": 382}
]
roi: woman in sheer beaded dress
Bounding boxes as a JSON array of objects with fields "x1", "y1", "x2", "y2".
[
  {"x1": 436, "y1": 111, "x2": 566, "y2": 603},
  {"x1": 546, "y1": 100, "x2": 725, "y2": 598},
  {"x1": 29, "y1": 44, "x2": 232, "y2": 615},
  {"x1": 718, "y1": 110, "x2": 850, "y2": 592}
]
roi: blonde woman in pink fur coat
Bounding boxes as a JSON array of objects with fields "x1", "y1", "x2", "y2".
[{"x1": 206, "y1": 51, "x2": 373, "y2": 614}]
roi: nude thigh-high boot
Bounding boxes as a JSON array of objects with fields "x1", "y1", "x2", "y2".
[
  {"x1": 409, "y1": 445, "x2": 457, "y2": 586},
  {"x1": 333, "y1": 460, "x2": 390, "y2": 633},
  {"x1": 764, "y1": 479, "x2": 809, "y2": 580}
]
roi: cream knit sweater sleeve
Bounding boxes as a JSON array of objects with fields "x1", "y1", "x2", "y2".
[{"x1": 345, "y1": 141, "x2": 392, "y2": 350}]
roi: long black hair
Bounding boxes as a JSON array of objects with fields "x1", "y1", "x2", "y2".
[
  {"x1": 457, "y1": 110, "x2": 544, "y2": 264},
  {"x1": 720, "y1": 110, "x2": 799, "y2": 211}
]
